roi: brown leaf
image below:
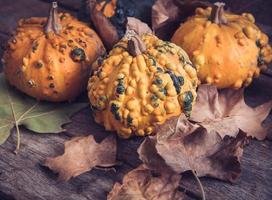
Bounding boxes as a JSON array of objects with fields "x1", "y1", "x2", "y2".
[
  {"x1": 127, "y1": 17, "x2": 152, "y2": 36},
  {"x1": 152, "y1": 0, "x2": 179, "y2": 31},
  {"x1": 190, "y1": 85, "x2": 272, "y2": 140},
  {"x1": 139, "y1": 85, "x2": 271, "y2": 182},
  {"x1": 87, "y1": 1, "x2": 153, "y2": 49},
  {"x1": 107, "y1": 165, "x2": 184, "y2": 200},
  {"x1": 87, "y1": 0, "x2": 119, "y2": 49},
  {"x1": 44, "y1": 135, "x2": 117, "y2": 181},
  {"x1": 152, "y1": 0, "x2": 211, "y2": 40},
  {"x1": 138, "y1": 115, "x2": 247, "y2": 182},
  {"x1": 137, "y1": 136, "x2": 170, "y2": 173}
]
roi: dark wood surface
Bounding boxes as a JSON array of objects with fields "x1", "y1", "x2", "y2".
[{"x1": 0, "y1": 1, "x2": 272, "y2": 200}]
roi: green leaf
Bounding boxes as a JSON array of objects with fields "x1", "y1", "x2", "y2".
[{"x1": 0, "y1": 74, "x2": 88, "y2": 153}]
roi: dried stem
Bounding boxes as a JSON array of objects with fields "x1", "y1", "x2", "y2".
[
  {"x1": 127, "y1": 34, "x2": 146, "y2": 56},
  {"x1": 210, "y1": 2, "x2": 227, "y2": 25},
  {"x1": 45, "y1": 2, "x2": 62, "y2": 34}
]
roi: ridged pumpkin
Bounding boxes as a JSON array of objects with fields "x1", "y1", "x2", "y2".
[
  {"x1": 171, "y1": 2, "x2": 272, "y2": 89},
  {"x1": 88, "y1": 32, "x2": 198, "y2": 138},
  {"x1": 3, "y1": 2, "x2": 105, "y2": 102}
]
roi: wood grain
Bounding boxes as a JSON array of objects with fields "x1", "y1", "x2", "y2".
[{"x1": 0, "y1": 0, "x2": 271, "y2": 200}]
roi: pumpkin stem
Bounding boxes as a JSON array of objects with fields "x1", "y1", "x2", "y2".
[
  {"x1": 45, "y1": 2, "x2": 62, "y2": 34},
  {"x1": 210, "y1": 2, "x2": 227, "y2": 25},
  {"x1": 127, "y1": 33, "x2": 146, "y2": 56}
]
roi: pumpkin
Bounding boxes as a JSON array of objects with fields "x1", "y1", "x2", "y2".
[
  {"x1": 88, "y1": 32, "x2": 198, "y2": 138},
  {"x1": 171, "y1": 2, "x2": 272, "y2": 89},
  {"x1": 2, "y1": 2, "x2": 105, "y2": 102}
]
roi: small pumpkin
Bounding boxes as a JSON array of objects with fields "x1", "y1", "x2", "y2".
[
  {"x1": 88, "y1": 32, "x2": 198, "y2": 138},
  {"x1": 3, "y1": 2, "x2": 105, "y2": 102},
  {"x1": 171, "y1": 2, "x2": 272, "y2": 89}
]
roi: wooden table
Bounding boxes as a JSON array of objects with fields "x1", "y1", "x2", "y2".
[{"x1": 0, "y1": 1, "x2": 272, "y2": 199}]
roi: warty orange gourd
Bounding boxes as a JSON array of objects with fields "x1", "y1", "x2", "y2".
[
  {"x1": 3, "y1": 2, "x2": 105, "y2": 102},
  {"x1": 88, "y1": 32, "x2": 198, "y2": 138},
  {"x1": 171, "y1": 2, "x2": 272, "y2": 89}
]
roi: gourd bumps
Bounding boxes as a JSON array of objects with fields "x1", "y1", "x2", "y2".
[
  {"x1": 172, "y1": 2, "x2": 272, "y2": 89},
  {"x1": 88, "y1": 33, "x2": 198, "y2": 138},
  {"x1": 3, "y1": 2, "x2": 105, "y2": 102}
]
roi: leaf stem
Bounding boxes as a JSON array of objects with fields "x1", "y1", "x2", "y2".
[
  {"x1": 192, "y1": 170, "x2": 206, "y2": 200},
  {"x1": 17, "y1": 102, "x2": 39, "y2": 122},
  {"x1": 184, "y1": 137, "x2": 206, "y2": 200},
  {"x1": 7, "y1": 92, "x2": 20, "y2": 154},
  {"x1": 14, "y1": 122, "x2": 21, "y2": 155}
]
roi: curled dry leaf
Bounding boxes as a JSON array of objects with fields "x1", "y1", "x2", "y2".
[
  {"x1": 44, "y1": 134, "x2": 117, "y2": 181},
  {"x1": 139, "y1": 85, "x2": 271, "y2": 181},
  {"x1": 190, "y1": 85, "x2": 272, "y2": 140},
  {"x1": 88, "y1": 0, "x2": 119, "y2": 49},
  {"x1": 152, "y1": 0, "x2": 210, "y2": 40},
  {"x1": 138, "y1": 115, "x2": 247, "y2": 182},
  {"x1": 87, "y1": 0, "x2": 153, "y2": 49},
  {"x1": 107, "y1": 165, "x2": 184, "y2": 200}
]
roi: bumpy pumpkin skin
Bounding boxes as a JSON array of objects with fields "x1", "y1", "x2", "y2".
[
  {"x1": 171, "y1": 5, "x2": 272, "y2": 89},
  {"x1": 88, "y1": 34, "x2": 198, "y2": 138},
  {"x1": 3, "y1": 6, "x2": 105, "y2": 102}
]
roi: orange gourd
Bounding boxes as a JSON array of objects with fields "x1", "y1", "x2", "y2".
[
  {"x1": 3, "y1": 2, "x2": 105, "y2": 102},
  {"x1": 88, "y1": 32, "x2": 198, "y2": 138},
  {"x1": 171, "y1": 2, "x2": 272, "y2": 89}
]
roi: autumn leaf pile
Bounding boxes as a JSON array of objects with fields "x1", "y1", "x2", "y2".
[{"x1": 44, "y1": 84, "x2": 272, "y2": 199}]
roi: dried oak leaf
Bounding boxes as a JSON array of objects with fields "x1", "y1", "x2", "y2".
[
  {"x1": 152, "y1": 0, "x2": 211, "y2": 40},
  {"x1": 190, "y1": 85, "x2": 272, "y2": 140},
  {"x1": 44, "y1": 134, "x2": 117, "y2": 181},
  {"x1": 107, "y1": 165, "x2": 184, "y2": 200},
  {"x1": 138, "y1": 115, "x2": 247, "y2": 182},
  {"x1": 126, "y1": 17, "x2": 152, "y2": 36},
  {"x1": 87, "y1": 0, "x2": 119, "y2": 49},
  {"x1": 152, "y1": 0, "x2": 180, "y2": 34}
]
